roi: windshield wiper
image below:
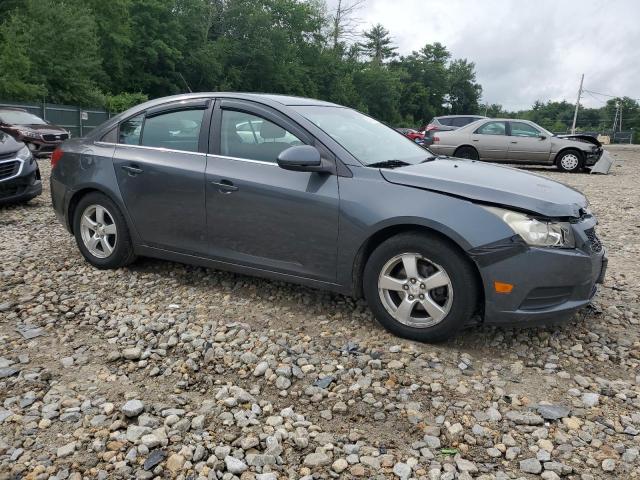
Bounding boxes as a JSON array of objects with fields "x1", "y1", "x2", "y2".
[{"x1": 367, "y1": 159, "x2": 410, "y2": 169}]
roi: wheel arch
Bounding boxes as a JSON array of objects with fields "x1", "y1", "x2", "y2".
[
  {"x1": 67, "y1": 185, "x2": 131, "y2": 236},
  {"x1": 453, "y1": 144, "x2": 479, "y2": 158},
  {"x1": 351, "y1": 223, "x2": 485, "y2": 313}
]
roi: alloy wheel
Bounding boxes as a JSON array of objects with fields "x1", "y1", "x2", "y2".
[
  {"x1": 79, "y1": 204, "x2": 117, "y2": 259},
  {"x1": 377, "y1": 253, "x2": 453, "y2": 328}
]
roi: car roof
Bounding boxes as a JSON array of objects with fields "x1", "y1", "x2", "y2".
[
  {"x1": 436, "y1": 114, "x2": 487, "y2": 119},
  {"x1": 87, "y1": 92, "x2": 344, "y2": 140},
  {"x1": 132, "y1": 92, "x2": 340, "y2": 110},
  {"x1": 0, "y1": 107, "x2": 28, "y2": 113}
]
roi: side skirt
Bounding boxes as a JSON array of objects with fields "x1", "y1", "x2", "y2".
[{"x1": 134, "y1": 245, "x2": 351, "y2": 296}]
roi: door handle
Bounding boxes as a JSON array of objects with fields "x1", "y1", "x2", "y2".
[
  {"x1": 210, "y1": 179, "x2": 238, "y2": 193},
  {"x1": 121, "y1": 165, "x2": 143, "y2": 175},
  {"x1": 472, "y1": 139, "x2": 479, "y2": 142},
  {"x1": 510, "y1": 141, "x2": 518, "y2": 144}
]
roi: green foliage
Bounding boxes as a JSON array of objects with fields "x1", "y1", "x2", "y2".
[
  {"x1": 103, "y1": 92, "x2": 149, "y2": 113},
  {"x1": 359, "y1": 24, "x2": 397, "y2": 64},
  {"x1": 0, "y1": 0, "x2": 484, "y2": 126}
]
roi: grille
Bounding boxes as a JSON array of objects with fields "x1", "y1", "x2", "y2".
[
  {"x1": 0, "y1": 151, "x2": 15, "y2": 160},
  {"x1": 0, "y1": 160, "x2": 20, "y2": 180},
  {"x1": 585, "y1": 228, "x2": 603, "y2": 253},
  {"x1": 43, "y1": 133, "x2": 69, "y2": 142}
]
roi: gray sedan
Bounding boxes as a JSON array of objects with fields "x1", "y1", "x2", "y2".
[
  {"x1": 429, "y1": 118, "x2": 605, "y2": 172},
  {"x1": 50, "y1": 93, "x2": 606, "y2": 342}
]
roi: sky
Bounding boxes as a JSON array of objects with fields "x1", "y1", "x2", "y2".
[{"x1": 339, "y1": 0, "x2": 640, "y2": 110}]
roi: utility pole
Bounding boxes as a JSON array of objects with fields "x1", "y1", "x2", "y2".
[{"x1": 571, "y1": 74, "x2": 584, "y2": 134}]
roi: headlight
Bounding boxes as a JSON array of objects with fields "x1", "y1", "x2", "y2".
[
  {"x1": 18, "y1": 129, "x2": 41, "y2": 139},
  {"x1": 484, "y1": 206, "x2": 575, "y2": 248},
  {"x1": 16, "y1": 145, "x2": 32, "y2": 161}
]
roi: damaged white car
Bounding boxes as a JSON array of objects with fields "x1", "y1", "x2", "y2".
[{"x1": 429, "y1": 118, "x2": 613, "y2": 173}]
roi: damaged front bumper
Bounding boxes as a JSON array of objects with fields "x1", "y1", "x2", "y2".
[
  {"x1": 470, "y1": 215, "x2": 607, "y2": 326},
  {"x1": 589, "y1": 149, "x2": 614, "y2": 174}
]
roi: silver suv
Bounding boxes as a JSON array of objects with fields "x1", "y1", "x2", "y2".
[{"x1": 423, "y1": 115, "x2": 487, "y2": 146}]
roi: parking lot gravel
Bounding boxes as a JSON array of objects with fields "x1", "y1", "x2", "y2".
[{"x1": 1, "y1": 146, "x2": 639, "y2": 480}]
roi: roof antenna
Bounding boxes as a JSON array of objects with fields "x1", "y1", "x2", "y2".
[{"x1": 178, "y1": 72, "x2": 192, "y2": 93}]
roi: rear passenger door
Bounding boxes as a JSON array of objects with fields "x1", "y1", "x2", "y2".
[
  {"x1": 470, "y1": 121, "x2": 508, "y2": 160},
  {"x1": 205, "y1": 99, "x2": 340, "y2": 282},
  {"x1": 112, "y1": 99, "x2": 211, "y2": 255}
]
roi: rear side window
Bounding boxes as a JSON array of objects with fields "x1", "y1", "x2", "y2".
[
  {"x1": 141, "y1": 109, "x2": 204, "y2": 152},
  {"x1": 119, "y1": 114, "x2": 144, "y2": 145},
  {"x1": 451, "y1": 117, "x2": 470, "y2": 127},
  {"x1": 437, "y1": 117, "x2": 454, "y2": 126},
  {"x1": 475, "y1": 121, "x2": 506, "y2": 135}
]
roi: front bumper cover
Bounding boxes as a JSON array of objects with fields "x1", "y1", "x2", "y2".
[{"x1": 470, "y1": 216, "x2": 606, "y2": 326}]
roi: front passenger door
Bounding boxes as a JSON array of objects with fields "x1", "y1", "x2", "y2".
[
  {"x1": 205, "y1": 100, "x2": 340, "y2": 282},
  {"x1": 507, "y1": 121, "x2": 552, "y2": 163}
]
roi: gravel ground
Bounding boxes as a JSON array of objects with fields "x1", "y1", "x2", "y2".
[{"x1": 1, "y1": 147, "x2": 639, "y2": 480}]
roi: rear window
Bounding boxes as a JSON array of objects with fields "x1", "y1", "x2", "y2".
[
  {"x1": 451, "y1": 117, "x2": 471, "y2": 127},
  {"x1": 437, "y1": 117, "x2": 454, "y2": 126}
]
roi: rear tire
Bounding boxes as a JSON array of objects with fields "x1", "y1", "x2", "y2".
[
  {"x1": 72, "y1": 192, "x2": 136, "y2": 269},
  {"x1": 454, "y1": 146, "x2": 479, "y2": 160},
  {"x1": 556, "y1": 149, "x2": 584, "y2": 173},
  {"x1": 363, "y1": 232, "x2": 478, "y2": 342}
]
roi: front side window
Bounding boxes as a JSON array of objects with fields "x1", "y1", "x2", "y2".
[
  {"x1": 510, "y1": 121, "x2": 541, "y2": 137},
  {"x1": 475, "y1": 121, "x2": 506, "y2": 136},
  {"x1": 220, "y1": 110, "x2": 303, "y2": 163},
  {"x1": 292, "y1": 106, "x2": 429, "y2": 166},
  {"x1": 141, "y1": 109, "x2": 204, "y2": 152},
  {"x1": 119, "y1": 114, "x2": 144, "y2": 145}
]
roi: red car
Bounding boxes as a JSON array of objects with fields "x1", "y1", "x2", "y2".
[{"x1": 395, "y1": 128, "x2": 425, "y2": 142}]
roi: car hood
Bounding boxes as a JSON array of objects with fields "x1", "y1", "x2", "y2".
[
  {"x1": 17, "y1": 123, "x2": 68, "y2": 134},
  {"x1": 380, "y1": 158, "x2": 588, "y2": 218}
]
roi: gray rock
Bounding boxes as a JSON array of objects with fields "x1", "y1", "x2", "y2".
[
  {"x1": 581, "y1": 392, "x2": 600, "y2": 407},
  {"x1": 122, "y1": 347, "x2": 142, "y2": 360},
  {"x1": 601, "y1": 458, "x2": 616, "y2": 472},
  {"x1": 122, "y1": 399, "x2": 144, "y2": 417},
  {"x1": 224, "y1": 456, "x2": 247, "y2": 474},
  {"x1": 519, "y1": 458, "x2": 542, "y2": 474},
  {"x1": 393, "y1": 462, "x2": 412, "y2": 478},
  {"x1": 537, "y1": 404, "x2": 570, "y2": 420},
  {"x1": 57, "y1": 442, "x2": 76, "y2": 458},
  {"x1": 304, "y1": 452, "x2": 331, "y2": 467},
  {"x1": 143, "y1": 449, "x2": 166, "y2": 470}
]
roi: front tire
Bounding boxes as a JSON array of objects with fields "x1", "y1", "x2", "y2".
[
  {"x1": 556, "y1": 149, "x2": 584, "y2": 173},
  {"x1": 363, "y1": 232, "x2": 478, "y2": 342},
  {"x1": 73, "y1": 192, "x2": 136, "y2": 269},
  {"x1": 454, "y1": 146, "x2": 479, "y2": 160}
]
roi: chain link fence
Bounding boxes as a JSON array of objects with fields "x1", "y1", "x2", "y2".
[{"x1": 0, "y1": 100, "x2": 112, "y2": 138}]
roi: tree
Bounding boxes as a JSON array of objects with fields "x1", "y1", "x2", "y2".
[
  {"x1": 1, "y1": 0, "x2": 103, "y2": 105},
  {"x1": 328, "y1": 0, "x2": 364, "y2": 50},
  {"x1": 359, "y1": 24, "x2": 397, "y2": 64},
  {"x1": 0, "y1": 14, "x2": 46, "y2": 100},
  {"x1": 446, "y1": 59, "x2": 482, "y2": 114}
]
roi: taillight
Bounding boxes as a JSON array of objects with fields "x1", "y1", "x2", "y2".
[
  {"x1": 51, "y1": 147, "x2": 64, "y2": 169},
  {"x1": 426, "y1": 124, "x2": 437, "y2": 131},
  {"x1": 433, "y1": 136, "x2": 440, "y2": 143}
]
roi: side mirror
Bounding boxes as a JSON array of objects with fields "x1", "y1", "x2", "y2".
[
  {"x1": 538, "y1": 135, "x2": 547, "y2": 140},
  {"x1": 277, "y1": 145, "x2": 332, "y2": 173}
]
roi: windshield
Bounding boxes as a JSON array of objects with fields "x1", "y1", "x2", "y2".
[
  {"x1": 292, "y1": 106, "x2": 430, "y2": 166},
  {"x1": 0, "y1": 110, "x2": 47, "y2": 125}
]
